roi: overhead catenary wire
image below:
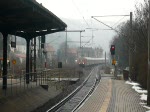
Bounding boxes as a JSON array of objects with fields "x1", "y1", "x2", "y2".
[
  {"x1": 92, "y1": 15, "x2": 130, "y2": 17},
  {"x1": 111, "y1": 16, "x2": 126, "y2": 28},
  {"x1": 72, "y1": 0, "x2": 90, "y2": 28},
  {"x1": 92, "y1": 17, "x2": 119, "y2": 33},
  {"x1": 91, "y1": 14, "x2": 130, "y2": 32},
  {"x1": 82, "y1": 37, "x2": 93, "y2": 47},
  {"x1": 91, "y1": 16, "x2": 133, "y2": 39},
  {"x1": 47, "y1": 36, "x2": 61, "y2": 44}
]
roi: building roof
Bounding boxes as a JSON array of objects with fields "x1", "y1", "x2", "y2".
[
  {"x1": 68, "y1": 48, "x2": 77, "y2": 54},
  {"x1": 0, "y1": 0, "x2": 67, "y2": 39},
  {"x1": 44, "y1": 44, "x2": 55, "y2": 52},
  {"x1": 15, "y1": 54, "x2": 26, "y2": 58}
]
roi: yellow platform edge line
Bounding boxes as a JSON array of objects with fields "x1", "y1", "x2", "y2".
[{"x1": 99, "y1": 79, "x2": 112, "y2": 112}]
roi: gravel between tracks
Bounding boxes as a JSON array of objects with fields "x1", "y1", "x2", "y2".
[{"x1": 31, "y1": 67, "x2": 92, "y2": 112}]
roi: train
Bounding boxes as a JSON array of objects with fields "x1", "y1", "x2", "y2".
[{"x1": 77, "y1": 57, "x2": 108, "y2": 67}]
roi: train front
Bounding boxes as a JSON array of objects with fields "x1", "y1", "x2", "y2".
[{"x1": 77, "y1": 57, "x2": 87, "y2": 67}]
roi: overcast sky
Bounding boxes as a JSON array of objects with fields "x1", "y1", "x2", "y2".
[
  {"x1": 36, "y1": 0, "x2": 143, "y2": 53},
  {"x1": 37, "y1": 0, "x2": 142, "y2": 19}
]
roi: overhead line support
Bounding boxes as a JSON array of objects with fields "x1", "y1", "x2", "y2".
[{"x1": 91, "y1": 15, "x2": 130, "y2": 18}]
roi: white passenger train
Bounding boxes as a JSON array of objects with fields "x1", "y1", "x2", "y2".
[{"x1": 77, "y1": 57, "x2": 108, "y2": 67}]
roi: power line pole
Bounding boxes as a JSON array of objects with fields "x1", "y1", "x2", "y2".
[
  {"x1": 63, "y1": 30, "x2": 85, "y2": 59},
  {"x1": 65, "y1": 28, "x2": 67, "y2": 64},
  {"x1": 105, "y1": 52, "x2": 106, "y2": 68},
  {"x1": 63, "y1": 30, "x2": 85, "y2": 48},
  {"x1": 129, "y1": 12, "x2": 132, "y2": 81},
  {"x1": 80, "y1": 31, "x2": 82, "y2": 48}
]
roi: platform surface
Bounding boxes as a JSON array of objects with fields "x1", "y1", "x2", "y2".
[{"x1": 77, "y1": 78, "x2": 147, "y2": 112}]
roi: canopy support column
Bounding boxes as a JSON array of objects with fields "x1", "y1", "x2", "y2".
[
  {"x1": 26, "y1": 39, "x2": 30, "y2": 84},
  {"x1": 2, "y1": 32, "x2": 8, "y2": 90}
]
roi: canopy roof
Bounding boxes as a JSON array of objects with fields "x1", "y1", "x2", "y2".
[{"x1": 0, "y1": 0, "x2": 67, "y2": 39}]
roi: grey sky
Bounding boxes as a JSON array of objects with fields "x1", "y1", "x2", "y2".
[
  {"x1": 37, "y1": 0, "x2": 141, "y2": 19},
  {"x1": 36, "y1": 0, "x2": 143, "y2": 52}
]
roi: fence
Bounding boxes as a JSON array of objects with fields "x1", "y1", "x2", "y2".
[{"x1": 0, "y1": 68, "x2": 77, "y2": 97}]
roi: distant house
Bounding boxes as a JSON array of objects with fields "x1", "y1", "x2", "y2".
[
  {"x1": 44, "y1": 44, "x2": 55, "y2": 60},
  {"x1": 94, "y1": 47, "x2": 103, "y2": 58},
  {"x1": 67, "y1": 48, "x2": 77, "y2": 64},
  {"x1": 10, "y1": 44, "x2": 26, "y2": 63},
  {"x1": 15, "y1": 53, "x2": 26, "y2": 63},
  {"x1": 13, "y1": 43, "x2": 38, "y2": 63},
  {"x1": 77, "y1": 47, "x2": 103, "y2": 58},
  {"x1": 15, "y1": 44, "x2": 26, "y2": 54},
  {"x1": 67, "y1": 48, "x2": 77, "y2": 57},
  {"x1": 77, "y1": 47, "x2": 95, "y2": 57},
  {"x1": 43, "y1": 44, "x2": 56, "y2": 67}
]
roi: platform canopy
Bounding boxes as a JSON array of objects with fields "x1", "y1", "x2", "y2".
[{"x1": 0, "y1": 0, "x2": 67, "y2": 39}]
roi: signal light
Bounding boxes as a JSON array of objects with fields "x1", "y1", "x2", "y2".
[
  {"x1": 110, "y1": 45, "x2": 115, "y2": 55},
  {"x1": 112, "y1": 59, "x2": 116, "y2": 65}
]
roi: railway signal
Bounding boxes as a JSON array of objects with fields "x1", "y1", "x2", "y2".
[
  {"x1": 112, "y1": 59, "x2": 116, "y2": 65},
  {"x1": 12, "y1": 59, "x2": 16, "y2": 65},
  {"x1": 110, "y1": 45, "x2": 115, "y2": 55}
]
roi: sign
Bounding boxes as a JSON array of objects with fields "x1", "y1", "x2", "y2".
[
  {"x1": 58, "y1": 62, "x2": 62, "y2": 68},
  {"x1": 11, "y1": 41, "x2": 16, "y2": 48},
  {"x1": 12, "y1": 59, "x2": 16, "y2": 65},
  {"x1": 11, "y1": 36, "x2": 16, "y2": 48}
]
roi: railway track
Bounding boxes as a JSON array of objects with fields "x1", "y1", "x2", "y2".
[{"x1": 46, "y1": 66, "x2": 100, "y2": 112}]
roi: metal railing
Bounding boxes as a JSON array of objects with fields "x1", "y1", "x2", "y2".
[{"x1": 0, "y1": 68, "x2": 78, "y2": 97}]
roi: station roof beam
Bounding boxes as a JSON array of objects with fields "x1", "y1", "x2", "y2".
[{"x1": 0, "y1": 0, "x2": 67, "y2": 38}]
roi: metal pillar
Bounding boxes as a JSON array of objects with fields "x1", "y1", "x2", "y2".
[
  {"x1": 2, "y1": 32, "x2": 8, "y2": 90},
  {"x1": 129, "y1": 12, "x2": 132, "y2": 80},
  {"x1": 105, "y1": 52, "x2": 106, "y2": 68},
  {"x1": 80, "y1": 31, "x2": 82, "y2": 57},
  {"x1": 147, "y1": 0, "x2": 150, "y2": 105},
  {"x1": 34, "y1": 37, "x2": 36, "y2": 81},
  {"x1": 65, "y1": 28, "x2": 67, "y2": 64},
  {"x1": 26, "y1": 39, "x2": 30, "y2": 84},
  {"x1": 30, "y1": 39, "x2": 33, "y2": 80},
  {"x1": 80, "y1": 31, "x2": 81, "y2": 48}
]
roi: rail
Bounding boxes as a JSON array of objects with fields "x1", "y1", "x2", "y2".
[
  {"x1": 46, "y1": 69, "x2": 91, "y2": 112},
  {"x1": 72, "y1": 78, "x2": 98, "y2": 112},
  {"x1": 46, "y1": 68, "x2": 94, "y2": 112}
]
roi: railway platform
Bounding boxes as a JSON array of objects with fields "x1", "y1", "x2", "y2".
[
  {"x1": 0, "y1": 73, "x2": 149, "y2": 112},
  {"x1": 77, "y1": 78, "x2": 148, "y2": 112}
]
